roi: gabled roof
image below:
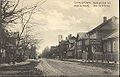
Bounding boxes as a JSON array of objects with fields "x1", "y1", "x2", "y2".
[
  {"x1": 87, "y1": 16, "x2": 118, "y2": 34},
  {"x1": 68, "y1": 45, "x2": 75, "y2": 50},
  {"x1": 103, "y1": 30, "x2": 119, "y2": 40},
  {"x1": 69, "y1": 36, "x2": 76, "y2": 39},
  {"x1": 77, "y1": 32, "x2": 88, "y2": 40}
]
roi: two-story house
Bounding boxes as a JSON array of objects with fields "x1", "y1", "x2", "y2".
[
  {"x1": 76, "y1": 32, "x2": 88, "y2": 59},
  {"x1": 66, "y1": 34, "x2": 76, "y2": 59},
  {"x1": 58, "y1": 40, "x2": 69, "y2": 60},
  {"x1": 87, "y1": 16, "x2": 118, "y2": 62}
]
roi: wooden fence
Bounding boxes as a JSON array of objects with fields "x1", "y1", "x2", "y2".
[{"x1": 82, "y1": 52, "x2": 118, "y2": 63}]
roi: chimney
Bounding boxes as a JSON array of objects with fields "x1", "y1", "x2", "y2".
[
  {"x1": 66, "y1": 37, "x2": 68, "y2": 40},
  {"x1": 58, "y1": 35, "x2": 63, "y2": 42},
  {"x1": 103, "y1": 17, "x2": 107, "y2": 22},
  {"x1": 68, "y1": 34, "x2": 72, "y2": 39}
]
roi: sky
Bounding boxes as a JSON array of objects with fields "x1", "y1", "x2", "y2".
[{"x1": 11, "y1": 0, "x2": 119, "y2": 54}]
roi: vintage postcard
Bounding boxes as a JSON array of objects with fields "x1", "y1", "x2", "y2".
[{"x1": 0, "y1": 0, "x2": 119, "y2": 77}]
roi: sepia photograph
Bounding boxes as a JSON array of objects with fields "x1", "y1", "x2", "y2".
[{"x1": 0, "y1": 0, "x2": 119, "y2": 77}]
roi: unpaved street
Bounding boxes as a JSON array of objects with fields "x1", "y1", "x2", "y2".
[
  {"x1": 36, "y1": 58, "x2": 118, "y2": 77},
  {"x1": 0, "y1": 59, "x2": 118, "y2": 77}
]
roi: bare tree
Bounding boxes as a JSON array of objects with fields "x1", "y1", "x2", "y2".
[
  {"x1": 0, "y1": 0, "x2": 46, "y2": 36},
  {"x1": 0, "y1": 0, "x2": 46, "y2": 63},
  {"x1": 0, "y1": 0, "x2": 46, "y2": 45}
]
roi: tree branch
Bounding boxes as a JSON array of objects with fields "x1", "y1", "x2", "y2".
[
  {"x1": 12, "y1": 0, "x2": 20, "y2": 12},
  {"x1": 19, "y1": 5, "x2": 37, "y2": 37}
]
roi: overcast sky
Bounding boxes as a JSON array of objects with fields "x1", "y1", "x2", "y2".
[{"x1": 12, "y1": 0, "x2": 119, "y2": 54}]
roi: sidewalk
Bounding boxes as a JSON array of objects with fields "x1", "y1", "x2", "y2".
[
  {"x1": 64, "y1": 59, "x2": 119, "y2": 64},
  {"x1": 0, "y1": 61, "x2": 30, "y2": 67},
  {"x1": 63, "y1": 59, "x2": 119, "y2": 71},
  {"x1": 0, "y1": 59, "x2": 40, "y2": 67},
  {"x1": 0, "y1": 59, "x2": 43, "y2": 76}
]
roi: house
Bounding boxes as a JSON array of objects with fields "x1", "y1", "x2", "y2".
[
  {"x1": 66, "y1": 34, "x2": 76, "y2": 59},
  {"x1": 58, "y1": 40, "x2": 68, "y2": 59},
  {"x1": 76, "y1": 32, "x2": 88, "y2": 59},
  {"x1": 0, "y1": 30, "x2": 18, "y2": 63},
  {"x1": 102, "y1": 28, "x2": 118, "y2": 63},
  {"x1": 0, "y1": 30, "x2": 19, "y2": 63},
  {"x1": 87, "y1": 16, "x2": 118, "y2": 62},
  {"x1": 5, "y1": 32, "x2": 19, "y2": 63}
]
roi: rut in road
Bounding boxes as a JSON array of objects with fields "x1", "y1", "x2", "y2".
[
  {"x1": 36, "y1": 59, "x2": 64, "y2": 77},
  {"x1": 36, "y1": 59, "x2": 118, "y2": 77},
  {"x1": 42, "y1": 59, "x2": 118, "y2": 76}
]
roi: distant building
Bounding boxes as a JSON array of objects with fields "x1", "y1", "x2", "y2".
[
  {"x1": 66, "y1": 34, "x2": 76, "y2": 59},
  {"x1": 50, "y1": 46, "x2": 58, "y2": 58},
  {"x1": 57, "y1": 40, "x2": 68, "y2": 60},
  {"x1": 49, "y1": 16, "x2": 118, "y2": 63},
  {"x1": 76, "y1": 33, "x2": 88, "y2": 59}
]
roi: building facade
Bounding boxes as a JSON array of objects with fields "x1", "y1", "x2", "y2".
[
  {"x1": 87, "y1": 16, "x2": 118, "y2": 62},
  {"x1": 76, "y1": 33, "x2": 88, "y2": 59},
  {"x1": 66, "y1": 34, "x2": 76, "y2": 59},
  {"x1": 49, "y1": 16, "x2": 118, "y2": 63}
]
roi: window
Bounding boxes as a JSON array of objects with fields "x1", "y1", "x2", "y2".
[
  {"x1": 103, "y1": 42, "x2": 107, "y2": 52},
  {"x1": 77, "y1": 42, "x2": 79, "y2": 46},
  {"x1": 113, "y1": 40, "x2": 118, "y2": 52},
  {"x1": 79, "y1": 41, "x2": 82, "y2": 45},
  {"x1": 107, "y1": 41, "x2": 111, "y2": 52},
  {"x1": 69, "y1": 44, "x2": 71, "y2": 48},
  {"x1": 90, "y1": 33, "x2": 97, "y2": 39}
]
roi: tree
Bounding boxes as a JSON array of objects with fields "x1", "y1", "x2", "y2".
[
  {"x1": 1, "y1": 0, "x2": 45, "y2": 45},
  {"x1": 0, "y1": 0, "x2": 46, "y2": 38},
  {"x1": 41, "y1": 46, "x2": 50, "y2": 58},
  {"x1": 0, "y1": 0, "x2": 46, "y2": 63}
]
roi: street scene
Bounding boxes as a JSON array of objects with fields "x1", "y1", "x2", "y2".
[
  {"x1": 37, "y1": 58, "x2": 118, "y2": 76},
  {"x1": 0, "y1": 0, "x2": 119, "y2": 77},
  {"x1": 0, "y1": 58, "x2": 119, "y2": 76}
]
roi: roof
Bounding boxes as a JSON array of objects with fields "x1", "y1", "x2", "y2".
[
  {"x1": 87, "y1": 16, "x2": 118, "y2": 34},
  {"x1": 51, "y1": 46, "x2": 57, "y2": 48},
  {"x1": 68, "y1": 45, "x2": 75, "y2": 50},
  {"x1": 59, "y1": 40, "x2": 68, "y2": 45},
  {"x1": 77, "y1": 32, "x2": 88, "y2": 40},
  {"x1": 70, "y1": 36, "x2": 76, "y2": 39},
  {"x1": 103, "y1": 30, "x2": 119, "y2": 40}
]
